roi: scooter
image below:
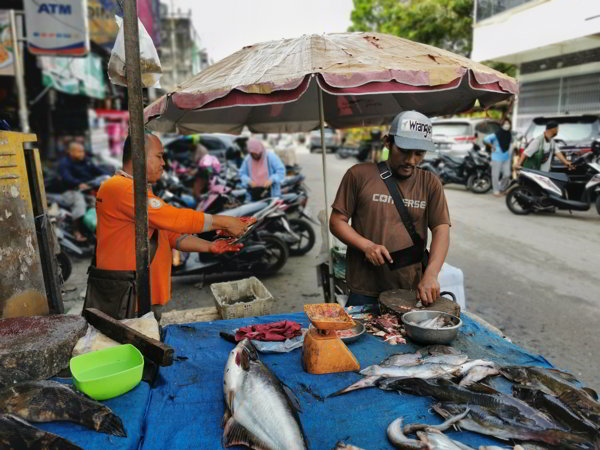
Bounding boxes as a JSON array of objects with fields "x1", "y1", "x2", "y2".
[
  {"x1": 420, "y1": 149, "x2": 492, "y2": 194},
  {"x1": 171, "y1": 199, "x2": 289, "y2": 278},
  {"x1": 506, "y1": 139, "x2": 600, "y2": 215}
]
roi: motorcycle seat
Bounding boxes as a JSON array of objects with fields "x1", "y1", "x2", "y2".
[
  {"x1": 218, "y1": 201, "x2": 269, "y2": 217},
  {"x1": 280, "y1": 193, "x2": 299, "y2": 203},
  {"x1": 523, "y1": 168, "x2": 569, "y2": 183},
  {"x1": 442, "y1": 156, "x2": 463, "y2": 166}
]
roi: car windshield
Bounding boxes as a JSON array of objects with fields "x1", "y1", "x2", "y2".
[
  {"x1": 528, "y1": 122, "x2": 595, "y2": 142},
  {"x1": 432, "y1": 123, "x2": 471, "y2": 137}
]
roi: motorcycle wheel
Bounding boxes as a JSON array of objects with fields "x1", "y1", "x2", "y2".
[
  {"x1": 467, "y1": 173, "x2": 492, "y2": 194},
  {"x1": 506, "y1": 186, "x2": 534, "y2": 215},
  {"x1": 255, "y1": 235, "x2": 289, "y2": 275},
  {"x1": 288, "y1": 219, "x2": 316, "y2": 256},
  {"x1": 56, "y1": 251, "x2": 72, "y2": 282}
]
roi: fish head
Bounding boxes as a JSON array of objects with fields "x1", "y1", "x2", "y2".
[
  {"x1": 224, "y1": 339, "x2": 259, "y2": 409},
  {"x1": 499, "y1": 366, "x2": 528, "y2": 383}
]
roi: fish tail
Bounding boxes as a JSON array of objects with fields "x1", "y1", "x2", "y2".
[
  {"x1": 327, "y1": 376, "x2": 381, "y2": 398},
  {"x1": 94, "y1": 410, "x2": 127, "y2": 437}
]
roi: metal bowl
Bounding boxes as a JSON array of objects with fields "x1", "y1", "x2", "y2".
[
  {"x1": 401, "y1": 310, "x2": 462, "y2": 345},
  {"x1": 307, "y1": 320, "x2": 365, "y2": 344}
]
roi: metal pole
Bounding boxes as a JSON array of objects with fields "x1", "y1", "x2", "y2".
[
  {"x1": 318, "y1": 89, "x2": 335, "y2": 302},
  {"x1": 9, "y1": 10, "x2": 29, "y2": 133},
  {"x1": 123, "y1": 0, "x2": 151, "y2": 316}
]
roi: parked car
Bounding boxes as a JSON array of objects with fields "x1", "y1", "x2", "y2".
[
  {"x1": 309, "y1": 127, "x2": 340, "y2": 153},
  {"x1": 518, "y1": 115, "x2": 600, "y2": 169},
  {"x1": 428, "y1": 118, "x2": 501, "y2": 160},
  {"x1": 164, "y1": 133, "x2": 240, "y2": 164}
]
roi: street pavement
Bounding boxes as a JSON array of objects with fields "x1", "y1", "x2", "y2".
[{"x1": 65, "y1": 145, "x2": 600, "y2": 390}]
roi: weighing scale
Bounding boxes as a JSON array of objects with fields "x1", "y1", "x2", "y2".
[{"x1": 302, "y1": 304, "x2": 360, "y2": 374}]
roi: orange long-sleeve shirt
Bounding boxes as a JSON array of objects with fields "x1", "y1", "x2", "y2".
[{"x1": 96, "y1": 173, "x2": 210, "y2": 305}]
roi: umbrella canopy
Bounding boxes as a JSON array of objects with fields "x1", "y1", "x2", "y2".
[{"x1": 145, "y1": 32, "x2": 517, "y2": 134}]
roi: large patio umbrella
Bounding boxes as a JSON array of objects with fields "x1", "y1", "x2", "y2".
[{"x1": 144, "y1": 32, "x2": 517, "y2": 298}]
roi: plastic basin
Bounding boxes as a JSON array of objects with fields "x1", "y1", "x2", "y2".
[{"x1": 70, "y1": 344, "x2": 144, "y2": 400}]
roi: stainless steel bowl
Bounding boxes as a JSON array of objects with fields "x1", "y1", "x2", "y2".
[
  {"x1": 401, "y1": 310, "x2": 462, "y2": 344},
  {"x1": 338, "y1": 320, "x2": 365, "y2": 344}
]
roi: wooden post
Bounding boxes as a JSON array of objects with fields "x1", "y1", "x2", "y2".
[{"x1": 122, "y1": 0, "x2": 151, "y2": 316}]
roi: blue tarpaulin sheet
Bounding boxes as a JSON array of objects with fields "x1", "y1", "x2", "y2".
[{"x1": 138, "y1": 312, "x2": 553, "y2": 450}]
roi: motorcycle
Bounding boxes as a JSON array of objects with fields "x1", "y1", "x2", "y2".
[
  {"x1": 171, "y1": 199, "x2": 289, "y2": 278},
  {"x1": 506, "y1": 139, "x2": 600, "y2": 216},
  {"x1": 420, "y1": 149, "x2": 492, "y2": 194},
  {"x1": 278, "y1": 192, "x2": 317, "y2": 256}
]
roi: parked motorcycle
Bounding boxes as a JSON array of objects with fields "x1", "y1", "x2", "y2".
[
  {"x1": 278, "y1": 193, "x2": 317, "y2": 256},
  {"x1": 420, "y1": 149, "x2": 492, "y2": 194},
  {"x1": 506, "y1": 139, "x2": 600, "y2": 215},
  {"x1": 172, "y1": 199, "x2": 289, "y2": 277}
]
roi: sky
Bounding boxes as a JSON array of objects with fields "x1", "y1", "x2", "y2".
[{"x1": 171, "y1": 0, "x2": 355, "y2": 63}]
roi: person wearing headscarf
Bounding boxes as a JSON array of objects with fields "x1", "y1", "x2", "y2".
[
  {"x1": 240, "y1": 138, "x2": 286, "y2": 199},
  {"x1": 484, "y1": 118, "x2": 514, "y2": 196}
]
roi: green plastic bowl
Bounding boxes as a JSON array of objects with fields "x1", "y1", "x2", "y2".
[{"x1": 70, "y1": 344, "x2": 144, "y2": 400}]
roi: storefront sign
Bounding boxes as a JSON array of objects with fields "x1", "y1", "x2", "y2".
[
  {"x1": 0, "y1": 11, "x2": 14, "y2": 76},
  {"x1": 24, "y1": 0, "x2": 90, "y2": 56},
  {"x1": 40, "y1": 54, "x2": 105, "y2": 99}
]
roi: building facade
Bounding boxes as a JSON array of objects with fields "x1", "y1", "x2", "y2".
[
  {"x1": 471, "y1": 0, "x2": 600, "y2": 130},
  {"x1": 159, "y1": 3, "x2": 209, "y2": 92}
]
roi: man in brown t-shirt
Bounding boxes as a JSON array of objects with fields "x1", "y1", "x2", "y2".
[{"x1": 330, "y1": 110, "x2": 450, "y2": 307}]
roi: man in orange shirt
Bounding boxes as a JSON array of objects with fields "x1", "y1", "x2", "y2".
[{"x1": 95, "y1": 133, "x2": 253, "y2": 315}]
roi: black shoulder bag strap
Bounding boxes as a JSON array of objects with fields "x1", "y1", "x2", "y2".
[{"x1": 376, "y1": 162, "x2": 429, "y2": 270}]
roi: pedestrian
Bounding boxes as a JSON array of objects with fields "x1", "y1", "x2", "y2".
[
  {"x1": 330, "y1": 111, "x2": 451, "y2": 307},
  {"x1": 484, "y1": 119, "x2": 513, "y2": 196},
  {"x1": 240, "y1": 138, "x2": 286, "y2": 200},
  {"x1": 90, "y1": 132, "x2": 254, "y2": 320},
  {"x1": 516, "y1": 121, "x2": 573, "y2": 171},
  {"x1": 58, "y1": 141, "x2": 108, "y2": 242}
]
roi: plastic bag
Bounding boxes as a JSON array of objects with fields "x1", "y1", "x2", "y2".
[
  {"x1": 108, "y1": 16, "x2": 162, "y2": 88},
  {"x1": 232, "y1": 328, "x2": 308, "y2": 353}
]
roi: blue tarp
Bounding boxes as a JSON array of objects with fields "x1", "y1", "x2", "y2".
[{"x1": 140, "y1": 312, "x2": 553, "y2": 450}]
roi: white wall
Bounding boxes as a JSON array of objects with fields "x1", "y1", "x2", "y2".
[{"x1": 471, "y1": 0, "x2": 600, "y2": 63}]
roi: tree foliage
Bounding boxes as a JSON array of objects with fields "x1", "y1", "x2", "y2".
[{"x1": 349, "y1": 0, "x2": 474, "y2": 56}]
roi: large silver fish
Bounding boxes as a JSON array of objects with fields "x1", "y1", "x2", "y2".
[
  {"x1": 223, "y1": 339, "x2": 308, "y2": 450},
  {"x1": 0, "y1": 413, "x2": 81, "y2": 450},
  {"x1": 0, "y1": 380, "x2": 126, "y2": 436}
]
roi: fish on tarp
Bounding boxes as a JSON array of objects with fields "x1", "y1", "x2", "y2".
[
  {"x1": 501, "y1": 366, "x2": 598, "y2": 399},
  {"x1": 0, "y1": 413, "x2": 82, "y2": 450},
  {"x1": 459, "y1": 365, "x2": 500, "y2": 387},
  {"x1": 513, "y1": 385, "x2": 599, "y2": 437},
  {"x1": 0, "y1": 380, "x2": 126, "y2": 437},
  {"x1": 223, "y1": 338, "x2": 308, "y2": 450},
  {"x1": 433, "y1": 403, "x2": 596, "y2": 450},
  {"x1": 419, "y1": 345, "x2": 463, "y2": 356},
  {"x1": 416, "y1": 429, "x2": 475, "y2": 450},
  {"x1": 387, "y1": 412, "x2": 474, "y2": 450},
  {"x1": 558, "y1": 388, "x2": 600, "y2": 428},
  {"x1": 380, "y1": 352, "x2": 423, "y2": 367},
  {"x1": 377, "y1": 377, "x2": 560, "y2": 431},
  {"x1": 386, "y1": 417, "x2": 429, "y2": 449}
]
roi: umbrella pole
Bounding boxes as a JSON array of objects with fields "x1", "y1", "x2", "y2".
[
  {"x1": 318, "y1": 89, "x2": 335, "y2": 303},
  {"x1": 123, "y1": 0, "x2": 151, "y2": 316}
]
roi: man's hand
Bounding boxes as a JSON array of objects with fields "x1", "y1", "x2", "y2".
[
  {"x1": 566, "y1": 162, "x2": 575, "y2": 171},
  {"x1": 210, "y1": 239, "x2": 244, "y2": 254},
  {"x1": 78, "y1": 183, "x2": 90, "y2": 191},
  {"x1": 263, "y1": 179, "x2": 273, "y2": 188},
  {"x1": 363, "y1": 241, "x2": 393, "y2": 266},
  {"x1": 216, "y1": 216, "x2": 256, "y2": 237},
  {"x1": 416, "y1": 273, "x2": 440, "y2": 305}
]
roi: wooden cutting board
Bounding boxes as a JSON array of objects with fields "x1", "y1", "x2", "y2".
[{"x1": 379, "y1": 289, "x2": 460, "y2": 318}]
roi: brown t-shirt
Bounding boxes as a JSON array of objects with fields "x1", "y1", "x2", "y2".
[{"x1": 332, "y1": 163, "x2": 450, "y2": 297}]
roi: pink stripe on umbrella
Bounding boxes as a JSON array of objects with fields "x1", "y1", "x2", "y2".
[{"x1": 316, "y1": 74, "x2": 463, "y2": 95}]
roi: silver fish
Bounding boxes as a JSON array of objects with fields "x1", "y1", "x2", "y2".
[
  {"x1": 380, "y1": 352, "x2": 423, "y2": 367},
  {"x1": 421, "y1": 354, "x2": 469, "y2": 366},
  {"x1": 417, "y1": 429, "x2": 475, "y2": 450},
  {"x1": 387, "y1": 417, "x2": 430, "y2": 449},
  {"x1": 328, "y1": 376, "x2": 381, "y2": 398},
  {"x1": 403, "y1": 408, "x2": 470, "y2": 434},
  {"x1": 459, "y1": 366, "x2": 500, "y2": 387},
  {"x1": 223, "y1": 339, "x2": 308, "y2": 450},
  {"x1": 334, "y1": 441, "x2": 366, "y2": 450},
  {"x1": 360, "y1": 363, "x2": 463, "y2": 378},
  {"x1": 457, "y1": 360, "x2": 496, "y2": 377},
  {"x1": 0, "y1": 413, "x2": 81, "y2": 450},
  {"x1": 0, "y1": 380, "x2": 126, "y2": 436}
]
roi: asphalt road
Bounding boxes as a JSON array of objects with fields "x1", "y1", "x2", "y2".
[{"x1": 65, "y1": 145, "x2": 600, "y2": 390}]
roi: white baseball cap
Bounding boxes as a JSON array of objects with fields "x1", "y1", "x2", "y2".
[{"x1": 389, "y1": 110, "x2": 435, "y2": 152}]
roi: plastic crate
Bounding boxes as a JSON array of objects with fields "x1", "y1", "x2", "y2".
[{"x1": 210, "y1": 277, "x2": 275, "y2": 320}]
